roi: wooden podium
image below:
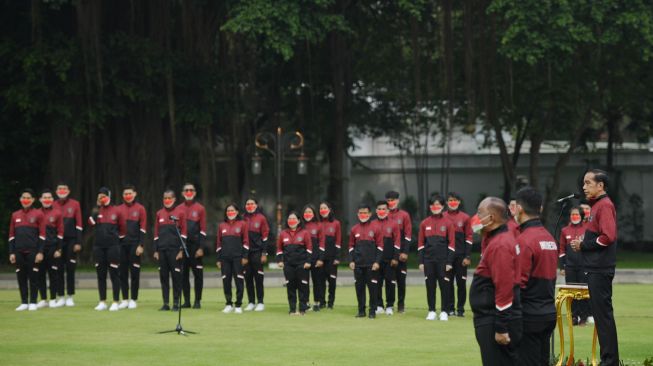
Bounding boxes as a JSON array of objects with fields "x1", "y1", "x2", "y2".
[{"x1": 555, "y1": 284, "x2": 598, "y2": 366}]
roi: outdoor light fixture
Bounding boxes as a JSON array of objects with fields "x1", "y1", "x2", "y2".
[
  {"x1": 297, "y1": 152, "x2": 308, "y2": 175},
  {"x1": 252, "y1": 153, "x2": 262, "y2": 175}
]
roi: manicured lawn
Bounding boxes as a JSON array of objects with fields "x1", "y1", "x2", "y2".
[{"x1": 0, "y1": 284, "x2": 651, "y2": 365}]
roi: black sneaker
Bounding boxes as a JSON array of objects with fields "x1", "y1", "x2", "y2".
[
  {"x1": 193, "y1": 301, "x2": 201, "y2": 309},
  {"x1": 355, "y1": 312, "x2": 366, "y2": 318},
  {"x1": 181, "y1": 302, "x2": 191, "y2": 309},
  {"x1": 398, "y1": 304, "x2": 405, "y2": 313},
  {"x1": 171, "y1": 304, "x2": 180, "y2": 311},
  {"x1": 312, "y1": 305, "x2": 320, "y2": 312},
  {"x1": 572, "y1": 316, "x2": 580, "y2": 326},
  {"x1": 327, "y1": 304, "x2": 334, "y2": 310},
  {"x1": 456, "y1": 311, "x2": 464, "y2": 317},
  {"x1": 319, "y1": 303, "x2": 326, "y2": 309},
  {"x1": 368, "y1": 312, "x2": 376, "y2": 319},
  {"x1": 159, "y1": 304, "x2": 170, "y2": 311},
  {"x1": 299, "y1": 311, "x2": 306, "y2": 316}
]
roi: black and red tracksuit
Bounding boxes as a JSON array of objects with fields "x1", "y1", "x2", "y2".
[
  {"x1": 154, "y1": 205, "x2": 187, "y2": 306},
  {"x1": 470, "y1": 225, "x2": 522, "y2": 366},
  {"x1": 388, "y1": 208, "x2": 412, "y2": 309},
  {"x1": 481, "y1": 219, "x2": 520, "y2": 256},
  {"x1": 559, "y1": 221, "x2": 590, "y2": 321},
  {"x1": 117, "y1": 201, "x2": 146, "y2": 301},
  {"x1": 217, "y1": 219, "x2": 249, "y2": 307},
  {"x1": 444, "y1": 209, "x2": 473, "y2": 314},
  {"x1": 418, "y1": 214, "x2": 455, "y2": 312},
  {"x1": 89, "y1": 205, "x2": 126, "y2": 302},
  {"x1": 39, "y1": 207, "x2": 64, "y2": 300},
  {"x1": 320, "y1": 218, "x2": 342, "y2": 307},
  {"x1": 375, "y1": 217, "x2": 400, "y2": 309},
  {"x1": 53, "y1": 198, "x2": 82, "y2": 296},
  {"x1": 243, "y1": 211, "x2": 270, "y2": 305},
  {"x1": 580, "y1": 194, "x2": 619, "y2": 365},
  {"x1": 348, "y1": 221, "x2": 383, "y2": 314},
  {"x1": 180, "y1": 200, "x2": 207, "y2": 305},
  {"x1": 276, "y1": 228, "x2": 312, "y2": 313},
  {"x1": 305, "y1": 220, "x2": 326, "y2": 306},
  {"x1": 517, "y1": 219, "x2": 558, "y2": 366},
  {"x1": 9, "y1": 207, "x2": 45, "y2": 304}
]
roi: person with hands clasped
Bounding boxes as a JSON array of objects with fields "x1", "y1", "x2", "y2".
[
  {"x1": 303, "y1": 204, "x2": 326, "y2": 311},
  {"x1": 276, "y1": 212, "x2": 312, "y2": 315},
  {"x1": 242, "y1": 198, "x2": 270, "y2": 312},
  {"x1": 319, "y1": 201, "x2": 342, "y2": 309},
  {"x1": 216, "y1": 204, "x2": 249, "y2": 314},
  {"x1": 38, "y1": 189, "x2": 65, "y2": 308}
]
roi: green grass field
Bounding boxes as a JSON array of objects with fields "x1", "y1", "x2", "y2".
[{"x1": 0, "y1": 284, "x2": 651, "y2": 366}]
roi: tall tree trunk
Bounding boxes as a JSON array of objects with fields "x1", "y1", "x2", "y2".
[{"x1": 463, "y1": 0, "x2": 475, "y2": 126}]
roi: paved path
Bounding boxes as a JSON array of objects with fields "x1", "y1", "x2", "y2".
[{"x1": 1, "y1": 268, "x2": 651, "y2": 290}]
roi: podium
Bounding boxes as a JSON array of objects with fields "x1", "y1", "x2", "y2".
[{"x1": 555, "y1": 284, "x2": 598, "y2": 366}]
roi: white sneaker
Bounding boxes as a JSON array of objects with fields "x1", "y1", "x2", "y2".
[
  {"x1": 36, "y1": 300, "x2": 48, "y2": 309},
  {"x1": 254, "y1": 303, "x2": 265, "y2": 312},
  {"x1": 28, "y1": 304, "x2": 38, "y2": 311},
  {"x1": 222, "y1": 305, "x2": 234, "y2": 313},
  {"x1": 118, "y1": 300, "x2": 129, "y2": 309},
  {"x1": 376, "y1": 306, "x2": 385, "y2": 315},
  {"x1": 426, "y1": 311, "x2": 437, "y2": 321},
  {"x1": 15, "y1": 304, "x2": 29, "y2": 311},
  {"x1": 244, "y1": 303, "x2": 256, "y2": 311},
  {"x1": 49, "y1": 299, "x2": 57, "y2": 308},
  {"x1": 234, "y1": 307, "x2": 243, "y2": 314},
  {"x1": 54, "y1": 298, "x2": 66, "y2": 308},
  {"x1": 386, "y1": 307, "x2": 394, "y2": 316},
  {"x1": 128, "y1": 300, "x2": 137, "y2": 309},
  {"x1": 439, "y1": 311, "x2": 449, "y2": 321},
  {"x1": 65, "y1": 296, "x2": 75, "y2": 307},
  {"x1": 94, "y1": 301, "x2": 108, "y2": 311},
  {"x1": 587, "y1": 316, "x2": 595, "y2": 324},
  {"x1": 109, "y1": 302, "x2": 120, "y2": 311}
]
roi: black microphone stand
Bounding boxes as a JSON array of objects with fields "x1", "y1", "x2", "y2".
[
  {"x1": 159, "y1": 217, "x2": 197, "y2": 336},
  {"x1": 550, "y1": 199, "x2": 569, "y2": 362}
]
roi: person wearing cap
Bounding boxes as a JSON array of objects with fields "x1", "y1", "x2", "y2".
[
  {"x1": 8, "y1": 189, "x2": 45, "y2": 311},
  {"x1": 117, "y1": 184, "x2": 147, "y2": 310},
  {"x1": 153, "y1": 189, "x2": 187, "y2": 311},
  {"x1": 469, "y1": 197, "x2": 522, "y2": 366},
  {"x1": 88, "y1": 187, "x2": 127, "y2": 311},
  {"x1": 348, "y1": 204, "x2": 383, "y2": 319},
  {"x1": 385, "y1": 190, "x2": 412, "y2": 313},
  {"x1": 443, "y1": 192, "x2": 473, "y2": 317},
  {"x1": 38, "y1": 189, "x2": 65, "y2": 308},
  {"x1": 242, "y1": 198, "x2": 271, "y2": 312},
  {"x1": 179, "y1": 183, "x2": 206, "y2": 309},
  {"x1": 514, "y1": 187, "x2": 558, "y2": 365},
  {"x1": 53, "y1": 182, "x2": 83, "y2": 306}
]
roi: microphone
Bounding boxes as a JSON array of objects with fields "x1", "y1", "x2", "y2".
[
  {"x1": 557, "y1": 193, "x2": 581, "y2": 203},
  {"x1": 169, "y1": 215, "x2": 179, "y2": 221}
]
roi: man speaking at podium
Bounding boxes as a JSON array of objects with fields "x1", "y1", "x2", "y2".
[{"x1": 571, "y1": 169, "x2": 619, "y2": 366}]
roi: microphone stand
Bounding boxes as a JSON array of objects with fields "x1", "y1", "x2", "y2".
[
  {"x1": 159, "y1": 217, "x2": 197, "y2": 336},
  {"x1": 550, "y1": 199, "x2": 569, "y2": 362}
]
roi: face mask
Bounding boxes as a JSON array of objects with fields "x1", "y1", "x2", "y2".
[
  {"x1": 20, "y1": 198, "x2": 33, "y2": 207},
  {"x1": 570, "y1": 214, "x2": 582, "y2": 225},
  {"x1": 583, "y1": 208, "x2": 591, "y2": 218},
  {"x1": 245, "y1": 203, "x2": 257, "y2": 213},
  {"x1": 56, "y1": 189, "x2": 69, "y2": 199},
  {"x1": 430, "y1": 204, "x2": 444, "y2": 215},
  {"x1": 100, "y1": 196, "x2": 110, "y2": 206},
  {"x1": 319, "y1": 208, "x2": 330, "y2": 217},
  {"x1": 287, "y1": 218, "x2": 299, "y2": 228},
  {"x1": 226, "y1": 211, "x2": 237, "y2": 220},
  {"x1": 183, "y1": 191, "x2": 194, "y2": 200},
  {"x1": 41, "y1": 198, "x2": 54, "y2": 207},
  {"x1": 387, "y1": 200, "x2": 398, "y2": 210},
  {"x1": 376, "y1": 208, "x2": 388, "y2": 219},
  {"x1": 448, "y1": 201, "x2": 460, "y2": 210},
  {"x1": 303, "y1": 212, "x2": 314, "y2": 222},
  {"x1": 123, "y1": 193, "x2": 135, "y2": 203},
  {"x1": 470, "y1": 214, "x2": 490, "y2": 234},
  {"x1": 163, "y1": 198, "x2": 174, "y2": 207},
  {"x1": 358, "y1": 213, "x2": 370, "y2": 223}
]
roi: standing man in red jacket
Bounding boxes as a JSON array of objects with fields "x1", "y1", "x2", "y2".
[
  {"x1": 349, "y1": 204, "x2": 383, "y2": 319},
  {"x1": 514, "y1": 187, "x2": 558, "y2": 365},
  {"x1": 117, "y1": 184, "x2": 147, "y2": 309},
  {"x1": 180, "y1": 183, "x2": 206, "y2": 309},
  {"x1": 571, "y1": 169, "x2": 620, "y2": 365},
  {"x1": 444, "y1": 192, "x2": 473, "y2": 317},
  {"x1": 53, "y1": 183, "x2": 83, "y2": 307},
  {"x1": 385, "y1": 191, "x2": 412, "y2": 313}
]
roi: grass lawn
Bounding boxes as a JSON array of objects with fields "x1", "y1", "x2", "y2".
[{"x1": 0, "y1": 284, "x2": 651, "y2": 366}]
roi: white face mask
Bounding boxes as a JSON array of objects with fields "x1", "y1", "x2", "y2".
[{"x1": 470, "y1": 214, "x2": 491, "y2": 234}]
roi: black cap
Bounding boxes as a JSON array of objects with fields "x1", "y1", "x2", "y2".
[
  {"x1": 98, "y1": 187, "x2": 111, "y2": 197},
  {"x1": 385, "y1": 191, "x2": 400, "y2": 199}
]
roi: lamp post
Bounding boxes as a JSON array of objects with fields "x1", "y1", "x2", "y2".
[{"x1": 252, "y1": 127, "x2": 306, "y2": 234}]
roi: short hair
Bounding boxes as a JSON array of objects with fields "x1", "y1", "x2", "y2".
[
  {"x1": 20, "y1": 188, "x2": 36, "y2": 198},
  {"x1": 447, "y1": 192, "x2": 462, "y2": 201},
  {"x1": 428, "y1": 195, "x2": 445, "y2": 206},
  {"x1": 570, "y1": 205, "x2": 584, "y2": 221},
  {"x1": 123, "y1": 184, "x2": 136, "y2": 192},
  {"x1": 375, "y1": 200, "x2": 388, "y2": 208},
  {"x1": 515, "y1": 186, "x2": 542, "y2": 217},
  {"x1": 163, "y1": 189, "x2": 176, "y2": 197},
  {"x1": 182, "y1": 182, "x2": 196, "y2": 189},
  {"x1": 385, "y1": 191, "x2": 400, "y2": 199},
  {"x1": 56, "y1": 182, "x2": 69, "y2": 189},
  {"x1": 357, "y1": 203, "x2": 371, "y2": 212},
  {"x1": 586, "y1": 169, "x2": 610, "y2": 191},
  {"x1": 284, "y1": 211, "x2": 303, "y2": 229},
  {"x1": 40, "y1": 188, "x2": 53, "y2": 197}
]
